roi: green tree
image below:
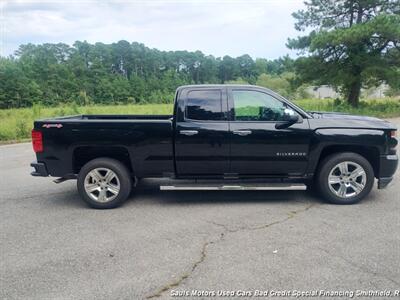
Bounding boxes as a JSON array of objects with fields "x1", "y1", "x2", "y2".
[
  {"x1": 288, "y1": 0, "x2": 400, "y2": 106},
  {"x1": 1, "y1": 40, "x2": 300, "y2": 108},
  {"x1": 256, "y1": 73, "x2": 293, "y2": 98},
  {"x1": 218, "y1": 56, "x2": 239, "y2": 83},
  {"x1": 0, "y1": 57, "x2": 42, "y2": 108}
]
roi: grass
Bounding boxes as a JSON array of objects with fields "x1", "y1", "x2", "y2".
[
  {"x1": 0, "y1": 98, "x2": 399, "y2": 142},
  {"x1": 0, "y1": 103, "x2": 173, "y2": 142},
  {"x1": 294, "y1": 98, "x2": 400, "y2": 118}
]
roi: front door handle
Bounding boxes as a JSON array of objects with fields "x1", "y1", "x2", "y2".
[
  {"x1": 233, "y1": 130, "x2": 252, "y2": 136},
  {"x1": 180, "y1": 130, "x2": 198, "y2": 136}
]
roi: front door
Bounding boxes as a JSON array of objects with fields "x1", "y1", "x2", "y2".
[
  {"x1": 175, "y1": 88, "x2": 230, "y2": 176},
  {"x1": 228, "y1": 88, "x2": 311, "y2": 176}
]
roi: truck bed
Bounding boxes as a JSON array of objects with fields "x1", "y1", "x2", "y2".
[
  {"x1": 40, "y1": 114, "x2": 172, "y2": 121},
  {"x1": 33, "y1": 114, "x2": 175, "y2": 178}
]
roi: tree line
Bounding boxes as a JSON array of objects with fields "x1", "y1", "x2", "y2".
[{"x1": 0, "y1": 41, "x2": 299, "y2": 109}]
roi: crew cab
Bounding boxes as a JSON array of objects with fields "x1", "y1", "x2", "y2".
[{"x1": 31, "y1": 85, "x2": 398, "y2": 208}]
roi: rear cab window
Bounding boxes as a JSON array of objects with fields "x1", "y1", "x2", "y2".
[{"x1": 185, "y1": 90, "x2": 224, "y2": 121}]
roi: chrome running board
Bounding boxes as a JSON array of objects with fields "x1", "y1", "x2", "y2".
[{"x1": 160, "y1": 183, "x2": 307, "y2": 191}]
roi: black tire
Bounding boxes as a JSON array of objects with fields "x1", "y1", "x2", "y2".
[
  {"x1": 317, "y1": 152, "x2": 374, "y2": 204},
  {"x1": 77, "y1": 158, "x2": 132, "y2": 209}
]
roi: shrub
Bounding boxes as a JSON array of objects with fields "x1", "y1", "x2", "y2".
[{"x1": 16, "y1": 118, "x2": 30, "y2": 139}]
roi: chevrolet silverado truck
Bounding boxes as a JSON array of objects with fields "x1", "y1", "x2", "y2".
[{"x1": 31, "y1": 85, "x2": 398, "y2": 208}]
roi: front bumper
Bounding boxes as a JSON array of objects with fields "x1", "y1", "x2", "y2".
[
  {"x1": 377, "y1": 154, "x2": 398, "y2": 189},
  {"x1": 31, "y1": 162, "x2": 49, "y2": 177}
]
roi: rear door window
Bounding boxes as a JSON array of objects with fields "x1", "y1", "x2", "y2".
[{"x1": 185, "y1": 90, "x2": 224, "y2": 121}]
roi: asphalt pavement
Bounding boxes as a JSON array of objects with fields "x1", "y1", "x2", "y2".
[{"x1": 1, "y1": 119, "x2": 399, "y2": 300}]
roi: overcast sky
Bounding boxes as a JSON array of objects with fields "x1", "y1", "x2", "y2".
[{"x1": 1, "y1": 0, "x2": 305, "y2": 59}]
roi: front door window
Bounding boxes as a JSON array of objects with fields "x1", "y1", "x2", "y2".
[{"x1": 232, "y1": 90, "x2": 296, "y2": 122}]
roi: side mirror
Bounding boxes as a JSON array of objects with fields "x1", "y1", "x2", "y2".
[{"x1": 275, "y1": 108, "x2": 299, "y2": 129}]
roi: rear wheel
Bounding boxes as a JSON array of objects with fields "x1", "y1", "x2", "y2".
[
  {"x1": 77, "y1": 158, "x2": 132, "y2": 209},
  {"x1": 317, "y1": 152, "x2": 374, "y2": 204}
]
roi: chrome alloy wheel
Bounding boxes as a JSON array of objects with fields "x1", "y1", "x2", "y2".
[
  {"x1": 328, "y1": 161, "x2": 367, "y2": 198},
  {"x1": 84, "y1": 168, "x2": 120, "y2": 203}
]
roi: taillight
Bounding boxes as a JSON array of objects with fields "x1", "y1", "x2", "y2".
[
  {"x1": 31, "y1": 129, "x2": 43, "y2": 153},
  {"x1": 389, "y1": 130, "x2": 397, "y2": 152}
]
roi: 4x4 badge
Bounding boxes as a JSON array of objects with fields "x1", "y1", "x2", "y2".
[{"x1": 42, "y1": 124, "x2": 63, "y2": 128}]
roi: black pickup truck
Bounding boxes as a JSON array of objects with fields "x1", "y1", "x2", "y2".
[{"x1": 31, "y1": 85, "x2": 398, "y2": 208}]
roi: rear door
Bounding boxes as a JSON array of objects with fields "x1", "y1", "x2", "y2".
[
  {"x1": 174, "y1": 87, "x2": 230, "y2": 176},
  {"x1": 228, "y1": 88, "x2": 311, "y2": 176}
]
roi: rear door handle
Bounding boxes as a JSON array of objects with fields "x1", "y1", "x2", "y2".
[
  {"x1": 180, "y1": 130, "x2": 198, "y2": 136},
  {"x1": 233, "y1": 130, "x2": 252, "y2": 136}
]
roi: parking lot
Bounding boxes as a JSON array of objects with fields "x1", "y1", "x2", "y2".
[{"x1": 1, "y1": 119, "x2": 399, "y2": 299}]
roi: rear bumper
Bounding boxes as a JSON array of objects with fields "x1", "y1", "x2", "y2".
[
  {"x1": 377, "y1": 154, "x2": 398, "y2": 189},
  {"x1": 30, "y1": 162, "x2": 49, "y2": 177}
]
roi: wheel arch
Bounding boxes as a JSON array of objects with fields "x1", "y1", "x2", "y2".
[
  {"x1": 315, "y1": 145, "x2": 380, "y2": 177},
  {"x1": 72, "y1": 146, "x2": 134, "y2": 175}
]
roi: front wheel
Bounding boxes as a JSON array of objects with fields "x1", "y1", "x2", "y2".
[
  {"x1": 317, "y1": 152, "x2": 374, "y2": 204},
  {"x1": 77, "y1": 158, "x2": 132, "y2": 209}
]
